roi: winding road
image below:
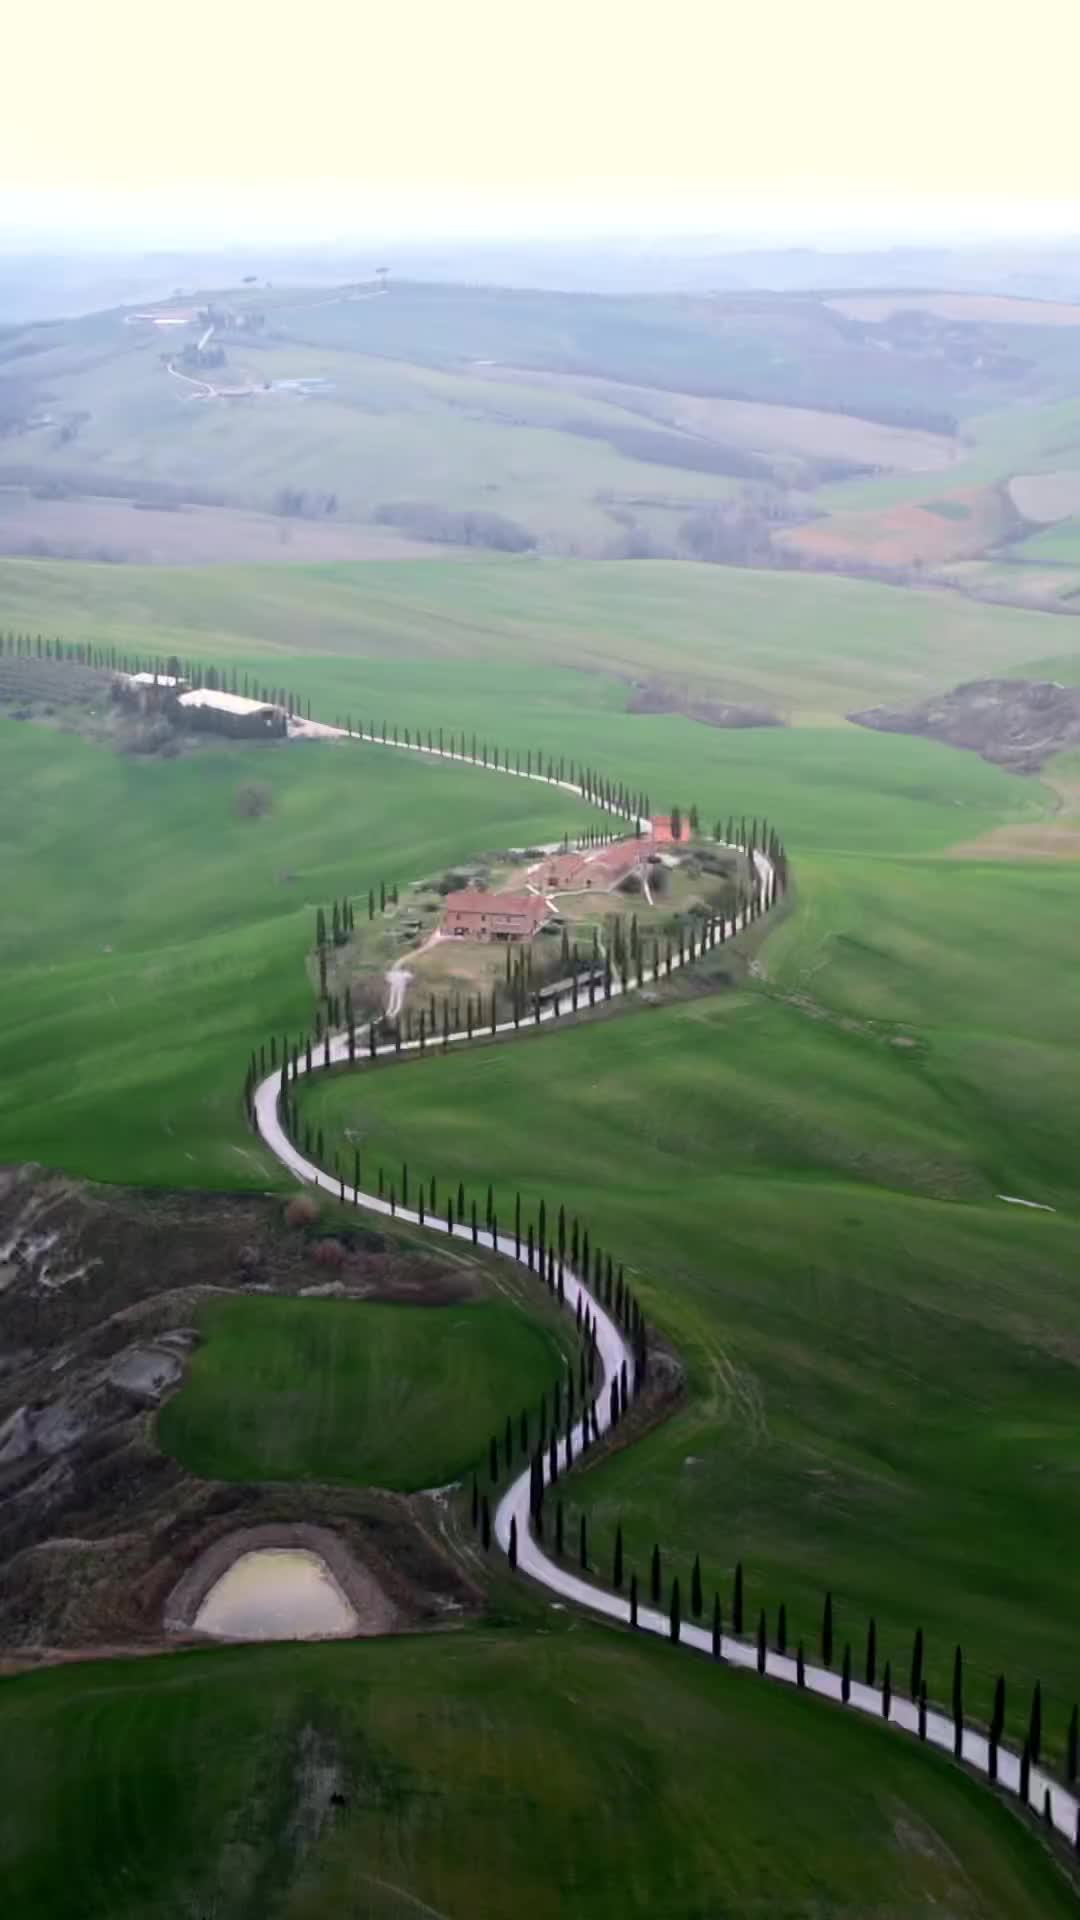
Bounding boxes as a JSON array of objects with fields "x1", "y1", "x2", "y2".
[{"x1": 251, "y1": 731, "x2": 1080, "y2": 1853}]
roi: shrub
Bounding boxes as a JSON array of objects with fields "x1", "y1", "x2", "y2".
[
  {"x1": 284, "y1": 1194, "x2": 320, "y2": 1229},
  {"x1": 312, "y1": 1237, "x2": 347, "y2": 1269},
  {"x1": 234, "y1": 780, "x2": 273, "y2": 820}
]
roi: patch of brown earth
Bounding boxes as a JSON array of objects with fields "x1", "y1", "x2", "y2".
[
  {"x1": 627, "y1": 681, "x2": 782, "y2": 729},
  {"x1": 850, "y1": 677, "x2": 1080, "y2": 773},
  {"x1": 775, "y1": 486, "x2": 1013, "y2": 570}
]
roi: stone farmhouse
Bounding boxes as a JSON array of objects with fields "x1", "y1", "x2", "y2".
[{"x1": 442, "y1": 890, "x2": 549, "y2": 943}]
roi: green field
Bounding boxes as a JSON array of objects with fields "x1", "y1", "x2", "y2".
[
  {"x1": 298, "y1": 837, "x2": 1080, "y2": 1748},
  {"x1": 1, "y1": 1621, "x2": 1074, "y2": 1920},
  {"x1": 3, "y1": 552, "x2": 1076, "y2": 721},
  {"x1": 158, "y1": 1291, "x2": 572, "y2": 1492},
  {"x1": 0, "y1": 717, "x2": 598, "y2": 1185},
  {"x1": 3, "y1": 548, "x2": 1080, "y2": 1903}
]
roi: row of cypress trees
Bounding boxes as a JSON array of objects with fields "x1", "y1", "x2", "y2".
[
  {"x1": 501, "y1": 1518, "x2": 1080, "y2": 1827},
  {"x1": 241, "y1": 828, "x2": 788, "y2": 1119}
]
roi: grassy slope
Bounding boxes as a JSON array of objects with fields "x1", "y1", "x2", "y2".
[
  {"x1": 1, "y1": 1624, "x2": 1075, "y2": 1920},
  {"x1": 158, "y1": 1292, "x2": 571, "y2": 1492},
  {"x1": 11, "y1": 326, "x2": 744, "y2": 548},
  {"x1": 3, "y1": 553, "x2": 1077, "y2": 721},
  {"x1": 0, "y1": 721, "x2": 598, "y2": 1185},
  {"x1": 298, "y1": 829, "x2": 1080, "y2": 1741}
]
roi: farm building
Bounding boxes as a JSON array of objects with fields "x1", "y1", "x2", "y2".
[
  {"x1": 442, "y1": 890, "x2": 549, "y2": 943},
  {"x1": 648, "y1": 816, "x2": 687, "y2": 847},
  {"x1": 177, "y1": 688, "x2": 287, "y2": 739}
]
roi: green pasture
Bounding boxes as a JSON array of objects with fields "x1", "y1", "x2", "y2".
[
  {"x1": 1, "y1": 1623, "x2": 1074, "y2": 1920},
  {"x1": 4, "y1": 552, "x2": 1079, "y2": 723},
  {"x1": 0, "y1": 719, "x2": 597, "y2": 1185},
  {"x1": 158, "y1": 1291, "x2": 571, "y2": 1492},
  {"x1": 298, "y1": 844, "x2": 1080, "y2": 1747}
]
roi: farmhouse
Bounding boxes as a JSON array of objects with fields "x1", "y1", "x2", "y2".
[
  {"x1": 177, "y1": 688, "x2": 287, "y2": 738},
  {"x1": 443, "y1": 889, "x2": 549, "y2": 942}
]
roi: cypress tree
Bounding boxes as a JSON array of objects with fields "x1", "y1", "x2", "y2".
[
  {"x1": 613, "y1": 1525, "x2": 624, "y2": 1590},
  {"x1": 756, "y1": 1609, "x2": 766, "y2": 1674},
  {"x1": 882, "y1": 1661, "x2": 892, "y2": 1722},
  {"x1": 991, "y1": 1673, "x2": 1006, "y2": 1747},
  {"x1": 918, "y1": 1683, "x2": 927, "y2": 1740},
  {"x1": 910, "y1": 1625, "x2": 924, "y2": 1700},
  {"x1": 734, "y1": 1560, "x2": 744, "y2": 1635},
  {"x1": 669, "y1": 1577, "x2": 681, "y2": 1644},
  {"x1": 1044, "y1": 1788, "x2": 1053, "y2": 1829},
  {"x1": 952, "y1": 1646, "x2": 964, "y2": 1757},
  {"x1": 691, "y1": 1553, "x2": 703, "y2": 1619},
  {"x1": 822, "y1": 1591, "x2": 834, "y2": 1668},
  {"x1": 480, "y1": 1496, "x2": 491, "y2": 1550},
  {"x1": 629, "y1": 1571, "x2": 639, "y2": 1628},
  {"x1": 1028, "y1": 1681, "x2": 1042, "y2": 1765},
  {"x1": 865, "y1": 1617, "x2": 877, "y2": 1688},
  {"x1": 1020, "y1": 1742, "x2": 1031, "y2": 1806},
  {"x1": 841, "y1": 1643, "x2": 851, "y2": 1703},
  {"x1": 508, "y1": 1516, "x2": 517, "y2": 1571},
  {"x1": 712, "y1": 1592, "x2": 722, "y2": 1660},
  {"x1": 651, "y1": 1543, "x2": 662, "y2": 1606},
  {"x1": 777, "y1": 1602, "x2": 787, "y2": 1656},
  {"x1": 796, "y1": 1642, "x2": 806, "y2": 1688}
]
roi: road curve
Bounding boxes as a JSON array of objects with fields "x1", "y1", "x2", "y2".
[{"x1": 251, "y1": 735, "x2": 1080, "y2": 1851}]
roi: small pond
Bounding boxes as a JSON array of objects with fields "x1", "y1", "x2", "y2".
[{"x1": 193, "y1": 1548, "x2": 359, "y2": 1640}]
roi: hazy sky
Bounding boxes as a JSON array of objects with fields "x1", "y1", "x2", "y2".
[{"x1": 5, "y1": 0, "x2": 1080, "y2": 246}]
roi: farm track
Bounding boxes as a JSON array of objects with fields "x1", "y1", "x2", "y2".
[{"x1": 252, "y1": 729, "x2": 1080, "y2": 1856}]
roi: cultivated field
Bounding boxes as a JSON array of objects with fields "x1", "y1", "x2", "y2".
[
  {"x1": 0, "y1": 490, "x2": 450, "y2": 564},
  {"x1": 2, "y1": 552, "x2": 1076, "y2": 723},
  {"x1": 160, "y1": 1290, "x2": 574, "y2": 1492},
  {"x1": 827, "y1": 291, "x2": 1080, "y2": 327},
  {"x1": 774, "y1": 485, "x2": 1015, "y2": 569},
  {"x1": 1, "y1": 1624, "x2": 1074, "y2": 1920},
  {"x1": 470, "y1": 363, "x2": 961, "y2": 471}
]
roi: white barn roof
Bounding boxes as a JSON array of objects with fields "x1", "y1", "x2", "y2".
[{"x1": 178, "y1": 689, "x2": 279, "y2": 717}]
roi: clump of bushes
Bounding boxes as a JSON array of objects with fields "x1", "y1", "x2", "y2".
[
  {"x1": 284, "y1": 1194, "x2": 320, "y2": 1229},
  {"x1": 375, "y1": 500, "x2": 536, "y2": 552}
]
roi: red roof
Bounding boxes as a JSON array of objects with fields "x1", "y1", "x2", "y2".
[{"x1": 443, "y1": 889, "x2": 548, "y2": 921}]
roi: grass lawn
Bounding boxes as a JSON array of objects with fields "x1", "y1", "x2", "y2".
[
  {"x1": 157, "y1": 1291, "x2": 573, "y2": 1493},
  {"x1": 297, "y1": 845, "x2": 1080, "y2": 1749},
  {"x1": 0, "y1": 718, "x2": 598, "y2": 1186},
  {"x1": 1, "y1": 1621, "x2": 1075, "y2": 1920}
]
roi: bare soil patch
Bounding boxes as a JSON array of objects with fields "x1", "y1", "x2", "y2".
[
  {"x1": 850, "y1": 677, "x2": 1080, "y2": 773},
  {"x1": 627, "y1": 681, "x2": 782, "y2": 729},
  {"x1": 775, "y1": 486, "x2": 1012, "y2": 569}
]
